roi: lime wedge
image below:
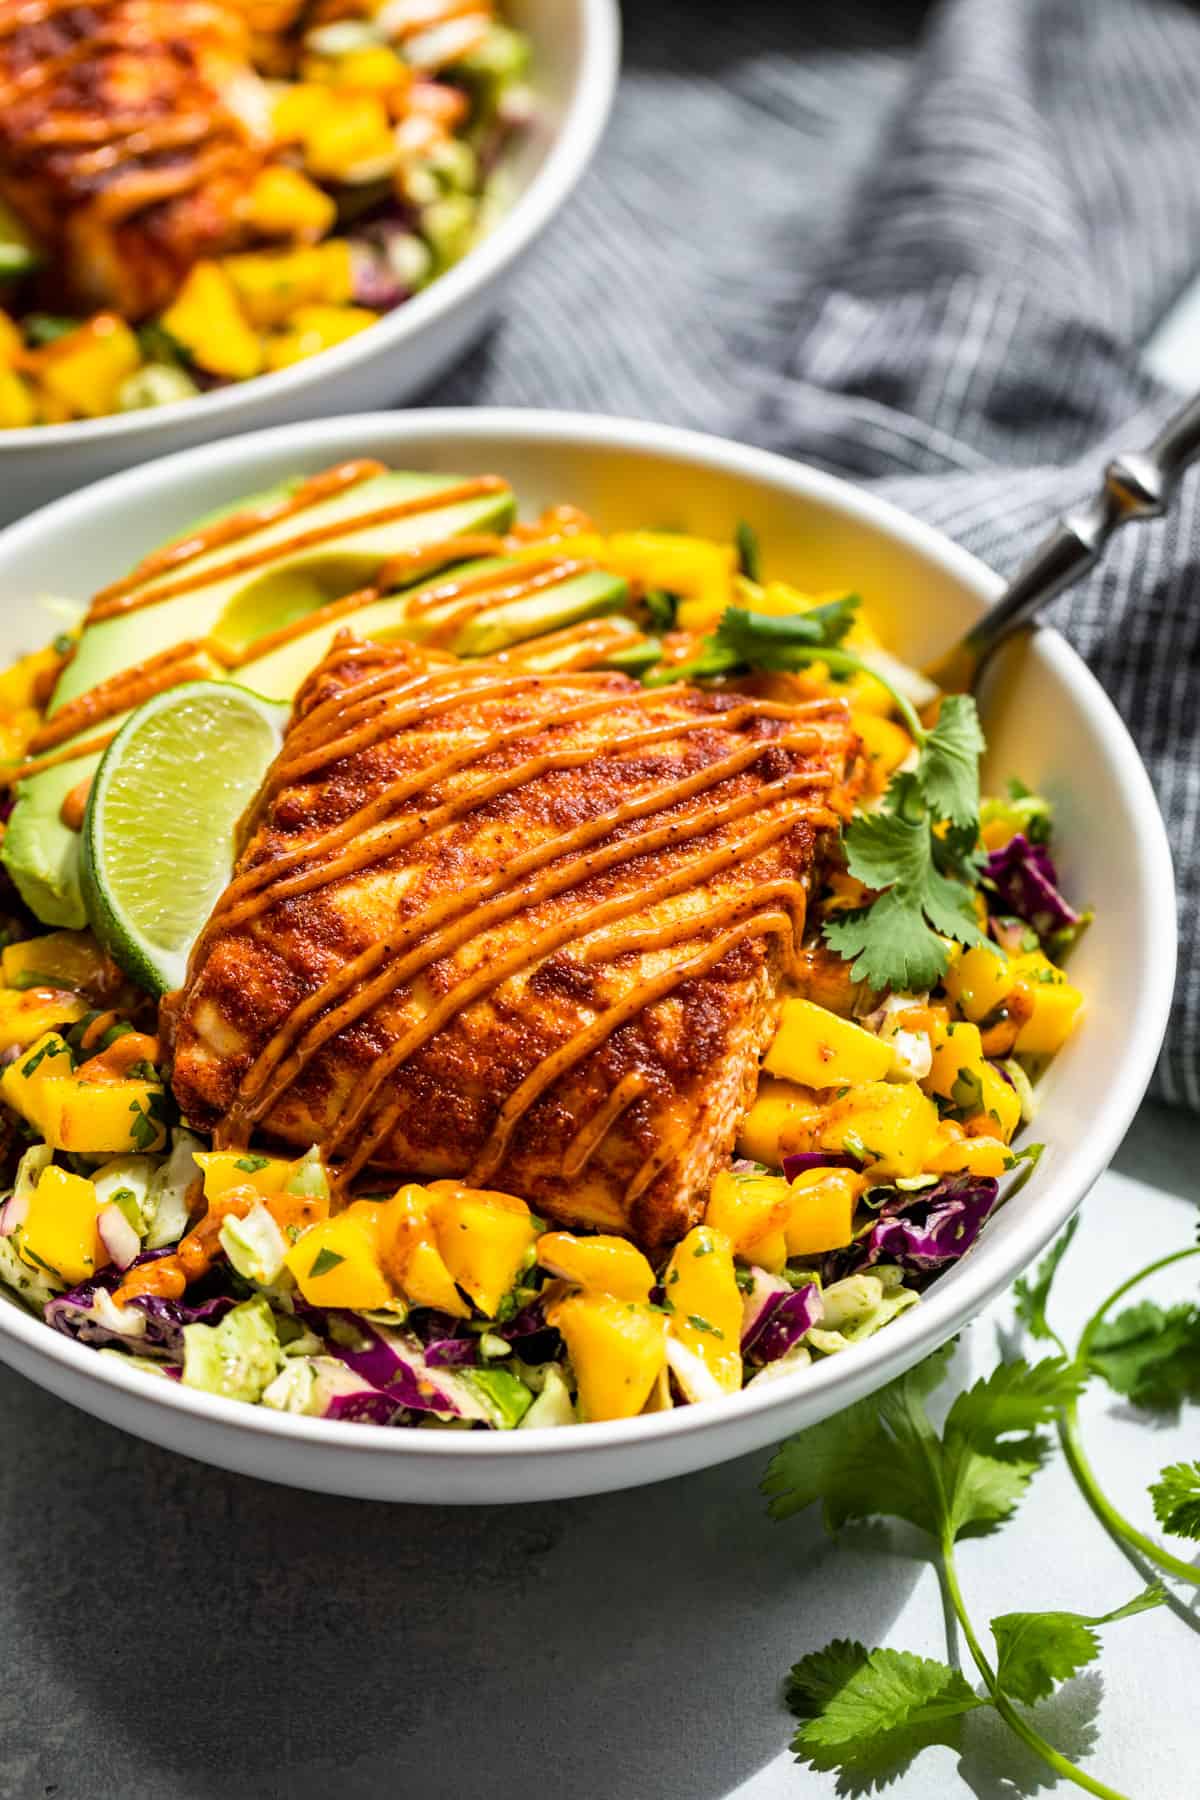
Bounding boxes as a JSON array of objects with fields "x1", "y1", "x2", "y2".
[{"x1": 81, "y1": 681, "x2": 289, "y2": 995}]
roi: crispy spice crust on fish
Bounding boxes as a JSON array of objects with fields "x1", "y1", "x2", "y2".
[
  {"x1": 167, "y1": 637, "x2": 865, "y2": 1250},
  {"x1": 0, "y1": 0, "x2": 267, "y2": 317}
]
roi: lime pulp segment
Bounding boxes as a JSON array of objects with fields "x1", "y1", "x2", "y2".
[{"x1": 82, "y1": 681, "x2": 289, "y2": 994}]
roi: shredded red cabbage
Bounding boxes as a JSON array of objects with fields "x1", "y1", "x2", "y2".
[
  {"x1": 744, "y1": 1282, "x2": 823, "y2": 1363},
  {"x1": 984, "y1": 834, "x2": 1080, "y2": 940},
  {"x1": 830, "y1": 1174, "x2": 1000, "y2": 1278},
  {"x1": 44, "y1": 1249, "x2": 234, "y2": 1356}
]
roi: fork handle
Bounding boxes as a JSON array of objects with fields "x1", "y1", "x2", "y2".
[{"x1": 959, "y1": 389, "x2": 1200, "y2": 667}]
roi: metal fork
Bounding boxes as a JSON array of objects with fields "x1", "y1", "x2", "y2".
[{"x1": 926, "y1": 389, "x2": 1200, "y2": 691}]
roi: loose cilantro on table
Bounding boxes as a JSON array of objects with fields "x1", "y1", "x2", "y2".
[
  {"x1": 1014, "y1": 1225, "x2": 1200, "y2": 1589},
  {"x1": 1149, "y1": 1462, "x2": 1200, "y2": 1540},
  {"x1": 766, "y1": 1344, "x2": 1162, "y2": 1796}
]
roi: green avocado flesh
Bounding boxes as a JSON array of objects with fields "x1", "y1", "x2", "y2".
[
  {"x1": 3, "y1": 470, "x2": 517, "y2": 927},
  {"x1": 237, "y1": 559, "x2": 630, "y2": 694}
]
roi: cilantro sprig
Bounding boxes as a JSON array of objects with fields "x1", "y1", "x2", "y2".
[
  {"x1": 642, "y1": 595, "x2": 863, "y2": 688},
  {"x1": 641, "y1": 594, "x2": 990, "y2": 991},
  {"x1": 1016, "y1": 1224, "x2": 1200, "y2": 1588},
  {"x1": 824, "y1": 693, "x2": 991, "y2": 990},
  {"x1": 766, "y1": 1346, "x2": 1163, "y2": 1796}
]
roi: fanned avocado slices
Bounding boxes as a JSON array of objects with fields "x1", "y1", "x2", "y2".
[
  {"x1": 4, "y1": 470, "x2": 516, "y2": 927},
  {"x1": 236, "y1": 556, "x2": 630, "y2": 695}
]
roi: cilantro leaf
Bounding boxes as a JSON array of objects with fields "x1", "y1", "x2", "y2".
[
  {"x1": 762, "y1": 1384, "x2": 940, "y2": 1534},
  {"x1": 734, "y1": 520, "x2": 761, "y2": 582},
  {"x1": 788, "y1": 1641, "x2": 981, "y2": 1773},
  {"x1": 1086, "y1": 1301, "x2": 1200, "y2": 1410},
  {"x1": 712, "y1": 596, "x2": 861, "y2": 666},
  {"x1": 309, "y1": 1247, "x2": 346, "y2": 1278},
  {"x1": 1013, "y1": 1215, "x2": 1079, "y2": 1343},
  {"x1": 915, "y1": 694, "x2": 986, "y2": 828},
  {"x1": 1149, "y1": 1461, "x2": 1200, "y2": 1539},
  {"x1": 824, "y1": 786, "x2": 990, "y2": 991},
  {"x1": 642, "y1": 588, "x2": 677, "y2": 632},
  {"x1": 765, "y1": 1345, "x2": 1075, "y2": 1544},
  {"x1": 991, "y1": 1585, "x2": 1164, "y2": 1705}
]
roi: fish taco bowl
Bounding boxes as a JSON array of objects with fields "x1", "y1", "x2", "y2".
[{"x1": 0, "y1": 410, "x2": 1174, "y2": 1502}]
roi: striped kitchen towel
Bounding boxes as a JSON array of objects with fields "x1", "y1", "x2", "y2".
[{"x1": 432, "y1": 0, "x2": 1200, "y2": 1108}]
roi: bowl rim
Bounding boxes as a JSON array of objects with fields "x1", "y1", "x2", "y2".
[
  {"x1": 0, "y1": 0, "x2": 621, "y2": 455},
  {"x1": 0, "y1": 406, "x2": 1178, "y2": 1467}
]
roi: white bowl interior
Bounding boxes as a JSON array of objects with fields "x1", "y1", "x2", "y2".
[{"x1": 0, "y1": 412, "x2": 1175, "y2": 1502}]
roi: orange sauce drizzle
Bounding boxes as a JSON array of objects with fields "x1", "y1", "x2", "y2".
[
  {"x1": 87, "y1": 460, "x2": 384, "y2": 618},
  {"x1": 186, "y1": 650, "x2": 848, "y2": 1206},
  {"x1": 561, "y1": 1073, "x2": 647, "y2": 1179},
  {"x1": 87, "y1": 475, "x2": 509, "y2": 622}
]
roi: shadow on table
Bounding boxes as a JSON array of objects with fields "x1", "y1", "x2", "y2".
[
  {"x1": 0, "y1": 1371, "x2": 923, "y2": 1800},
  {"x1": 1111, "y1": 1100, "x2": 1200, "y2": 1208}
]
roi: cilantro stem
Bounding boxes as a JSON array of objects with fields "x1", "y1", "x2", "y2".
[
  {"x1": 938, "y1": 1531, "x2": 1133, "y2": 1800},
  {"x1": 643, "y1": 638, "x2": 927, "y2": 743},
  {"x1": 1058, "y1": 1246, "x2": 1200, "y2": 1587}
]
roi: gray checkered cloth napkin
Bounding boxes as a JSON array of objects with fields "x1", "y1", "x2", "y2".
[{"x1": 432, "y1": 0, "x2": 1200, "y2": 1108}]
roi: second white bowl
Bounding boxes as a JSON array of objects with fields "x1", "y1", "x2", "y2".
[{"x1": 0, "y1": 0, "x2": 620, "y2": 524}]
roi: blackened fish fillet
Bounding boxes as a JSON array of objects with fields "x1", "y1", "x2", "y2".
[{"x1": 169, "y1": 639, "x2": 863, "y2": 1248}]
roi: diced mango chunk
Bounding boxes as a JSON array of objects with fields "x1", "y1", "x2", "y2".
[
  {"x1": 2, "y1": 930, "x2": 113, "y2": 995},
  {"x1": 196, "y1": 1150, "x2": 292, "y2": 1201},
  {"x1": 536, "y1": 1231, "x2": 655, "y2": 1303},
  {"x1": 764, "y1": 997, "x2": 893, "y2": 1089},
  {"x1": 241, "y1": 164, "x2": 337, "y2": 240},
  {"x1": 264, "y1": 304, "x2": 378, "y2": 370},
  {"x1": 284, "y1": 1211, "x2": 391, "y2": 1309},
  {"x1": 19, "y1": 1165, "x2": 105, "y2": 1286},
  {"x1": 965, "y1": 1062, "x2": 1022, "y2": 1144},
  {"x1": 428, "y1": 1181, "x2": 538, "y2": 1316},
  {"x1": 0, "y1": 642, "x2": 62, "y2": 714},
  {"x1": 376, "y1": 1183, "x2": 469, "y2": 1317},
  {"x1": 0, "y1": 986, "x2": 87, "y2": 1053},
  {"x1": 303, "y1": 93, "x2": 395, "y2": 181},
  {"x1": 222, "y1": 242, "x2": 354, "y2": 328},
  {"x1": 34, "y1": 315, "x2": 141, "y2": 419},
  {"x1": 737, "y1": 1076, "x2": 823, "y2": 1167},
  {"x1": 35, "y1": 1076, "x2": 167, "y2": 1153},
  {"x1": 943, "y1": 944, "x2": 1014, "y2": 1023},
  {"x1": 601, "y1": 532, "x2": 736, "y2": 631},
  {"x1": 547, "y1": 1291, "x2": 668, "y2": 1422},
  {"x1": 926, "y1": 1128, "x2": 1011, "y2": 1178},
  {"x1": 853, "y1": 710, "x2": 913, "y2": 781},
  {"x1": 664, "y1": 1225, "x2": 743, "y2": 1395},
  {"x1": 0, "y1": 367, "x2": 36, "y2": 427},
  {"x1": 925, "y1": 1019, "x2": 987, "y2": 1105},
  {"x1": 817, "y1": 1081, "x2": 939, "y2": 1180},
  {"x1": 161, "y1": 262, "x2": 263, "y2": 380},
  {"x1": 1, "y1": 1029, "x2": 73, "y2": 1125},
  {"x1": 1013, "y1": 978, "x2": 1083, "y2": 1056},
  {"x1": 272, "y1": 82, "x2": 335, "y2": 143},
  {"x1": 783, "y1": 1168, "x2": 863, "y2": 1255},
  {"x1": 704, "y1": 1168, "x2": 792, "y2": 1267}
]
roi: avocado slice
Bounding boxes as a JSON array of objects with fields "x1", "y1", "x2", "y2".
[
  {"x1": 236, "y1": 557, "x2": 631, "y2": 696},
  {"x1": 443, "y1": 564, "x2": 629, "y2": 657},
  {"x1": 4, "y1": 471, "x2": 515, "y2": 927}
]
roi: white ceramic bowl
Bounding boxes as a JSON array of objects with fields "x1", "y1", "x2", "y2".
[
  {"x1": 0, "y1": 1, "x2": 619, "y2": 525},
  {"x1": 0, "y1": 410, "x2": 1176, "y2": 1503}
]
